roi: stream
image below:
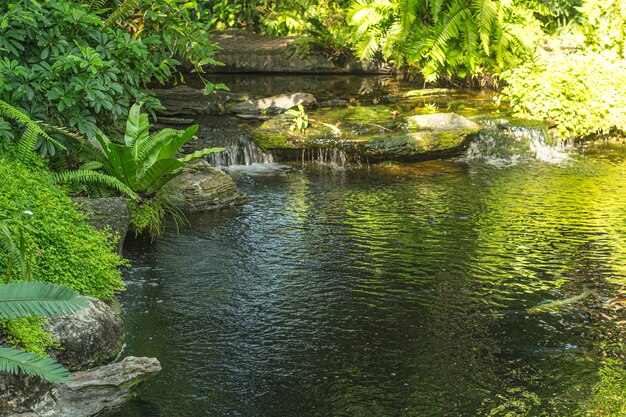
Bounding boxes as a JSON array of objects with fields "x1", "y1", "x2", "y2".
[{"x1": 110, "y1": 76, "x2": 626, "y2": 417}]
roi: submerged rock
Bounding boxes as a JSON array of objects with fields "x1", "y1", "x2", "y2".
[
  {"x1": 73, "y1": 197, "x2": 129, "y2": 255},
  {"x1": 232, "y1": 93, "x2": 316, "y2": 118},
  {"x1": 0, "y1": 357, "x2": 161, "y2": 417},
  {"x1": 163, "y1": 160, "x2": 247, "y2": 212},
  {"x1": 44, "y1": 297, "x2": 124, "y2": 372}
]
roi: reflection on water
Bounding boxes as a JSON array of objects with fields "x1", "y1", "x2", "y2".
[{"x1": 114, "y1": 146, "x2": 626, "y2": 417}]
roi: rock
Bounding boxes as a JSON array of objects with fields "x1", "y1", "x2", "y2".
[
  {"x1": 0, "y1": 357, "x2": 161, "y2": 417},
  {"x1": 232, "y1": 93, "x2": 316, "y2": 117},
  {"x1": 407, "y1": 113, "x2": 481, "y2": 132},
  {"x1": 73, "y1": 197, "x2": 130, "y2": 255},
  {"x1": 154, "y1": 85, "x2": 247, "y2": 116},
  {"x1": 207, "y1": 30, "x2": 389, "y2": 74},
  {"x1": 44, "y1": 297, "x2": 124, "y2": 372},
  {"x1": 163, "y1": 160, "x2": 247, "y2": 212},
  {"x1": 252, "y1": 111, "x2": 482, "y2": 162}
]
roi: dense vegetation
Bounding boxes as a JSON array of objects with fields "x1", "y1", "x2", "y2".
[{"x1": 0, "y1": 0, "x2": 624, "y2": 409}]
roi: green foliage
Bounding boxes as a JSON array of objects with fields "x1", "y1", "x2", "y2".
[
  {"x1": 0, "y1": 159, "x2": 125, "y2": 299},
  {"x1": 0, "y1": 0, "x2": 172, "y2": 150},
  {"x1": 502, "y1": 51, "x2": 626, "y2": 140},
  {"x1": 285, "y1": 104, "x2": 310, "y2": 134},
  {"x1": 0, "y1": 100, "x2": 63, "y2": 163},
  {"x1": 0, "y1": 281, "x2": 88, "y2": 319},
  {"x1": 1, "y1": 317, "x2": 55, "y2": 355},
  {"x1": 52, "y1": 170, "x2": 138, "y2": 201},
  {"x1": 0, "y1": 345, "x2": 70, "y2": 383},
  {"x1": 348, "y1": 0, "x2": 533, "y2": 83},
  {"x1": 90, "y1": 103, "x2": 223, "y2": 199}
]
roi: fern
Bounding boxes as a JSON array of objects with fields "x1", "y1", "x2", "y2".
[
  {"x1": 0, "y1": 282, "x2": 88, "y2": 319},
  {"x1": 53, "y1": 170, "x2": 139, "y2": 201},
  {"x1": 0, "y1": 100, "x2": 65, "y2": 162},
  {"x1": 105, "y1": 0, "x2": 144, "y2": 27},
  {"x1": 0, "y1": 347, "x2": 71, "y2": 383}
]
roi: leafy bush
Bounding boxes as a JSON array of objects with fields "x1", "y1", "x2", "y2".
[
  {"x1": 0, "y1": 0, "x2": 174, "y2": 151},
  {"x1": 0, "y1": 159, "x2": 125, "y2": 299},
  {"x1": 502, "y1": 51, "x2": 626, "y2": 140},
  {"x1": 347, "y1": 0, "x2": 535, "y2": 83}
]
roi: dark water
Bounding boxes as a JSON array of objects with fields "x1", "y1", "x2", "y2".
[{"x1": 113, "y1": 145, "x2": 626, "y2": 417}]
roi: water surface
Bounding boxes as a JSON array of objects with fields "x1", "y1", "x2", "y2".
[{"x1": 115, "y1": 145, "x2": 626, "y2": 416}]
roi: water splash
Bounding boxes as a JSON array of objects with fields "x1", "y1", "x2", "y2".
[
  {"x1": 464, "y1": 120, "x2": 568, "y2": 165},
  {"x1": 208, "y1": 136, "x2": 275, "y2": 167}
]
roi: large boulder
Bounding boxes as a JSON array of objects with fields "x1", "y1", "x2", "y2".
[
  {"x1": 43, "y1": 297, "x2": 124, "y2": 371},
  {"x1": 73, "y1": 197, "x2": 130, "y2": 255},
  {"x1": 163, "y1": 160, "x2": 247, "y2": 212},
  {"x1": 0, "y1": 357, "x2": 161, "y2": 417},
  {"x1": 232, "y1": 93, "x2": 316, "y2": 118}
]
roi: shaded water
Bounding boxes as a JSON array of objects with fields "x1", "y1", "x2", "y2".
[{"x1": 113, "y1": 144, "x2": 626, "y2": 416}]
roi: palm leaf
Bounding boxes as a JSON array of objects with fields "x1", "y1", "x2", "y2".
[
  {"x1": 0, "y1": 282, "x2": 88, "y2": 319},
  {"x1": 0, "y1": 347, "x2": 71, "y2": 383},
  {"x1": 135, "y1": 128, "x2": 180, "y2": 169}
]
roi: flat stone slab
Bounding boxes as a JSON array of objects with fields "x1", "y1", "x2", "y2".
[
  {"x1": 407, "y1": 113, "x2": 481, "y2": 132},
  {"x1": 252, "y1": 111, "x2": 482, "y2": 162},
  {"x1": 232, "y1": 93, "x2": 316, "y2": 117},
  {"x1": 208, "y1": 30, "x2": 388, "y2": 74}
]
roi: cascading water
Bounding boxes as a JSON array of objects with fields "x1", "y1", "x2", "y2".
[
  {"x1": 464, "y1": 120, "x2": 568, "y2": 165},
  {"x1": 207, "y1": 135, "x2": 275, "y2": 167},
  {"x1": 300, "y1": 147, "x2": 351, "y2": 168}
]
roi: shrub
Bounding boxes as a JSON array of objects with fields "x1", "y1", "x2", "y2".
[
  {"x1": 0, "y1": 0, "x2": 173, "y2": 151},
  {"x1": 0, "y1": 159, "x2": 125, "y2": 300},
  {"x1": 502, "y1": 51, "x2": 626, "y2": 140}
]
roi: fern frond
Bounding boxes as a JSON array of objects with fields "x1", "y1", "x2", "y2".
[
  {"x1": 473, "y1": 0, "x2": 498, "y2": 54},
  {"x1": 0, "y1": 282, "x2": 88, "y2": 319},
  {"x1": 53, "y1": 170, "x2": 139, "y2": 201},
  {"x1": 105, "y1": 0, "x2": 144, "y2": 26},
  {"x1": 0, "y1": 347, "x2": 71, "y2": 383}
]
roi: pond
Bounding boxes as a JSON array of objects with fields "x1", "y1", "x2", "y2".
[{"x1": 111, "y1": 139, "x2": 626, "y2": 416}]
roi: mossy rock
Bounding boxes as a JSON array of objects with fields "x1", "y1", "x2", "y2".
[{"x1": 252, "y1": 110, "x2": 481, "y2": 161}]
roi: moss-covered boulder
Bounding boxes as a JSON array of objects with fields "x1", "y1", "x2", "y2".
[
  {"x1": 162, "y1": 161, "x2": 247, "y2": 212},
  {"x1": 252, "y1": 111, "x2": 481, "y2": 162}
]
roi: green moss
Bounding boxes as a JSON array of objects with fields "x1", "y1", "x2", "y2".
[
  {"x1": 252, "y1": 130, "x2": 291, "y2": 150},
  {"x1": 0, "y1": 159, "x2": 125, "y2": 300},
  {"x1": 575, "y1": 358, "x2": 626, "y2": 417}
]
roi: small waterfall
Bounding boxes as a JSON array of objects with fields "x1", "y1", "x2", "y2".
[
  {"x1": 301, "y1": 148, "x2": 350, "y2": 168},
  {"x1": 465, "y1": 121, "x2": 568, "y2": 165},
  {"x1": 208, "y1": 136, "x2": 275, "y2": 167}
]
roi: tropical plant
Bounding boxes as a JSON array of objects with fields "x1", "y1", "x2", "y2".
[
  {"x1": 0, "y1": 100, "x2": 64, "y2": 163},
  {"x1": 54, "y1": 103, "x2": 224, "y2": 234},
  {"x1": 0, "y1": 281, "x2": 87, "y2": 383},
  {"x1": 348, "y1": 0, "x2": 534, "y2": 83},
  {"x1": 0, "y1": 0, "x2": 175, "y2": 155}
]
